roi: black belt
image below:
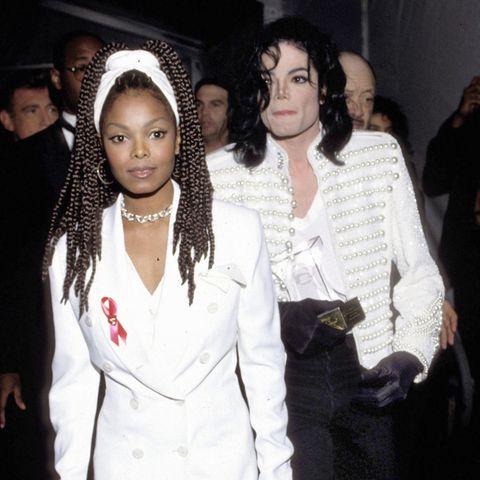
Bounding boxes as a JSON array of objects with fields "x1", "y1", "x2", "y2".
[{"x1": 317, "y1": 297, "x2": 365, "y2": 332}]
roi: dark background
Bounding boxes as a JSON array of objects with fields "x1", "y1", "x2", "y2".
[
  {"x1": 2, "y1": 0, "x2": 480, "y2": 290},
  {"x1": 0, "y1": 0, "x2": 362, "y2": 85},
  {"x1": 1, "y1": 1, "x2": 480, "y2": 478}
]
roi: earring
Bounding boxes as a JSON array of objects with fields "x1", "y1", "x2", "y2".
[
  {"x1": 175, "y1": 133, "x2": 181, "y2": 156},
  {"x1": 96, "y1": 159, "x2": 113, "y2": 185},
  {"x1": 320, "y1": 88, "x2": 327, "y2": 105}
]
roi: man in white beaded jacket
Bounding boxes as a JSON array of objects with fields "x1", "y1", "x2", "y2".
[{"x1": 207, "y1": 17, "x2": 444, "y2": 480}]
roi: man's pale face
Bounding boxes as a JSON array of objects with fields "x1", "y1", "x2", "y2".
[
  {"x1": 260, "y1": 42, "x2": 320, "y2": 143},
  {"x1": 0, "y1": 87, "x2": 58, "y2": 140},
  {"x1": 195, "y1": 84, "x2": 229, "y2": 144},
  {"x1": 340, "y1": 53, "x2": 375, "y2": 129}
]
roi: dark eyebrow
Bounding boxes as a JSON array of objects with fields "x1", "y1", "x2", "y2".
[
  {"x1": 73, "y1": 55, "x2": 90, "y2": 62},
  {"x1": 144, "y1": 116, "x2": 172, "y2": 127},
  {"x1": 104, "y1": 122, "x2": 127, "y2": 130},
  {"x1": 288, "y1": 67, "x2": 309, "y2": 75},
  {"x1": 21, "y1": 104, "x2": 40, "y2": 112},
  {"x1": 105, "y1": 116, "x2": 172, "y2": 130},
  {"x1": 267, "y1": 67, "x2": 309, "y2": 77}
]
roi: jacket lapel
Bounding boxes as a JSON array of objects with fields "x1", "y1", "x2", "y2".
[{"x1": 89, "y1": 189, "x2": 186, "y2": 399}]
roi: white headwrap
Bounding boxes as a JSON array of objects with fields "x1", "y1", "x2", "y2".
[{"x1": 93, "y1": 50, "x2": 179, "y2": 132}]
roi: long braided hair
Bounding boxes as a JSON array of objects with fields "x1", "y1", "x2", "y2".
[{"x1": 43, "y1": 40, "x2": 214, "y2": 313}]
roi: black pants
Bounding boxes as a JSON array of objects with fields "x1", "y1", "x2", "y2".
[{"x1": 285, "y1": 336, "x2": 400, "y2": 480}]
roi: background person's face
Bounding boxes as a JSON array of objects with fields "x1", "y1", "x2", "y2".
[
  {"x1": 340, "y1": 53, "x2": 375, "y2": 129},
  {"x1": 369, "y1": 112, "x2": 393, "y2": 133},
  {"x1": 196, "y1": 84, "x2": 228, "y2": 142},
  {"x1": 52, "y1": 35, "x2": 103, "y2": 114},
  {"x1": 0, "y1": 87, "x2": 58, "y2": 140}
]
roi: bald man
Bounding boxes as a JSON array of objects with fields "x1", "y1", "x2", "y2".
[
  {"x1": 339, "y1": 51, "x2": 457, "y2": 348},
  {"x1": 339, "y1": 51, "x2": 376, "y2": 130}
]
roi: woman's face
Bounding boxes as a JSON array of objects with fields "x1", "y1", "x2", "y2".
[
  {"x1": 260, "y1": 42, "x2": 320, "y2": 142},
  {"x1": 101, "y1": 89, "x2": 178, "y2": 197}
]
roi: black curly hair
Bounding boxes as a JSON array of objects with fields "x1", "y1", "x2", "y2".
[{"x1": 230, "y1": 16, "x2": 352, "y2": 167}]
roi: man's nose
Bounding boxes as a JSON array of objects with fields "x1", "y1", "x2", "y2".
[
  {"x1": 347, "y1": 98, "x2": 361, "y2": 117},
  {"x1": 273, "y1": 80, "x2": 288, "y2": 100},
  {"x1": 197, "y1": 105, "x2": 208, "y2": 121},
  {"x1": 38, "y1": 110, "x2": 50, "y2": 127}
]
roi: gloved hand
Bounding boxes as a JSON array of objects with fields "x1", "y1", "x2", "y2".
[
  {"x1": 353, "y1": 351, "x2": 424, "y2": 408},
  {"x1": 278, "y1": 298, "x2": 346, "y2": 355}
]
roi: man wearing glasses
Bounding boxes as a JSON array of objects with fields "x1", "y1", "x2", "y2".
[
  {"x1": 0, "y1": 31, "x2": 103, "y2": 479},
  {"x1": 50, "y1": 31, "x2": 104, "y2": 149}
]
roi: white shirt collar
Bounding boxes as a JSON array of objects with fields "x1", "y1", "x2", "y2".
[{"x1": 61, "y1": 112, "x2": 77, "y2": 150}]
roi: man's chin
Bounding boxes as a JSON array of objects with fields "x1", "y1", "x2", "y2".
[
  {"x1": 201, "y1": 127, "x2": 216, "y2": 138},
  {"x1": 352, "y1": 120, "x2": 367, "y2": 130}
]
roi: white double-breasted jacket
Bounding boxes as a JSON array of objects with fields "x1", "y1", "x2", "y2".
[
  {"x1": 208, "y1": 130, "x2": 444, "y2": 378},
  {"x1": 48, "y1": 183, "x2": 293, "y2": 480}
]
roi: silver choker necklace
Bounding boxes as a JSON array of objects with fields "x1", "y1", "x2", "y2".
[{"x1": 121, "y1": 200, "x2": 172, "y2": 223}]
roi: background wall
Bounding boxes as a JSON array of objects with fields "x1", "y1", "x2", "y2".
[
  {"x1": 284, "y1": 0, "x2": 362, "y2": 52},
  {"x1": 0, "y1": 0, "x2": 264, "y2": 86},
  {"x1": 368, "y1": 0, "x2": 480, "y2": 253}
]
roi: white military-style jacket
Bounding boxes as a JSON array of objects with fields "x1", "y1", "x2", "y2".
[
  {"x1": 48, "y1": 182, "x2": 293, "y2": 480},
  {"x1": 208, "y1": 130, "x2": 444, "y2": 379}
]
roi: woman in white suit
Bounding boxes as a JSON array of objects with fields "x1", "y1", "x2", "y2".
[{"x1": 44, "y1": 40, "x2": 293, "y2": 480}]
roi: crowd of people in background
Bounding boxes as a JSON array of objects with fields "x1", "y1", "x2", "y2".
[{"x1": 0, "y1": 12, "x2": 478, "y2": 480}]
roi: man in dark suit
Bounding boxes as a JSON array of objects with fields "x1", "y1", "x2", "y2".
[
  {"x1": 0, "y1": 31, "x2": 103, "y2": 479},
  {"x1": 423, "y1": 77, "x2": 480, "y2": 467},
  {"x1": 423, "y1": 76, "x2": 480, "y2": 376}
]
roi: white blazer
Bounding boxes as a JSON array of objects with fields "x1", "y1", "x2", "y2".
[{"x1": 48, "y1": 182, "x2": 293, "y2": 480}]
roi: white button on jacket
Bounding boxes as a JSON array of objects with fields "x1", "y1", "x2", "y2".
[{"x1": 48, "y1": 183, "x2": 293, "y2": 480}]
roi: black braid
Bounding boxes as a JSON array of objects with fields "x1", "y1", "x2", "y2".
[
  {"x1": 143, "y1": 40, "x2": 214, "y2": 303},
  {"x1": 43, "y1": 40, "x2": 214, "y2": 313}
]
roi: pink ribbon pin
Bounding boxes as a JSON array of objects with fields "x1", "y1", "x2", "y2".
[{"x1": 101, "y1": 297, "x2": 127, "y2": 346}]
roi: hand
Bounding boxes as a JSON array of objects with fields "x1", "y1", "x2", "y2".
[
  {"x1": 440, "y1": 300, "x2": 458, "y2": 349},
  {"x1": 353, "y1": 352, "x2": 423, "y2": 408},
  {"x1": 278, "y1": 298, "x2": 346, "y2": 354},
  {"x1": 452, "y1": 76, "x2": 480, "y2": 127},
  {"x1": 0, "y1": 373, "x2": 26, "y2": 428}
]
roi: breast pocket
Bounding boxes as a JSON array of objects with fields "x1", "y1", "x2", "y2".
[
  {"x1": 196, "y1": 263, "x2": 247, "y2": 293},
  {"x1": 193, "y1": 265, "x2": 247, "y2": 342}
]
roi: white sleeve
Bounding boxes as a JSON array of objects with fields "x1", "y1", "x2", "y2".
[
  {"x1": 48, "y1": 241, "x2": 101, "y2": 479},
  {"x1": 236, "y1": 212, "x2": 293, "y2": 480},
  {"x1": 390, "y1": 145, "x2": 444, "y2": 380}
]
